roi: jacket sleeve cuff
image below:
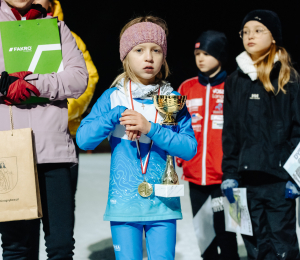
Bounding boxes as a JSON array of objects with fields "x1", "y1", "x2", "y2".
[
  {"x1": 116, "y1": 106, "x2": 127, "y2": 124},
  {"x1": 222, "y1": 172, "x2": 240, "y2": 181},
  {"x1": 25, "y1": 73, "x2": 38, "y2": 87},
  {"x1": 146, "y1": 122, "x2": 157, "y2": 138}
]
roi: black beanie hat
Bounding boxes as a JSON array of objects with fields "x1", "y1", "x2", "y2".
[
  {"x1": 241, "y1": 10, "x2": 282, "y2": 46},
  {"x1": 195, "y1": 30, "x2": 228, "y2": 64}
]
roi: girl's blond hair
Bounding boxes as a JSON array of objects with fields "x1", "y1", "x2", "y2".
[
  {"x1": 254, "y1": 43, "x2": 298, "y2": 94},
  {"x1": 111, "y1": 16, "x2": 170, "y2": 92}
]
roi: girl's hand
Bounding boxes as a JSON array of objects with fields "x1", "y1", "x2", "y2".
[
  {"x1": 125, "y1": 130, "x2": 142, "y2": 141},
  {"x1": 120, "y1": 109, "x2": 152, "y2": 135}
]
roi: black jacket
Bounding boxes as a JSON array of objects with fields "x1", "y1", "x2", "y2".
[{"x1": 222, "y1": 63, "x2": 300, "y2": 181}]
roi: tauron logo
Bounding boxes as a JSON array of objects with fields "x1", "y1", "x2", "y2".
[{"x1": 9, "y1": 46, "x2": 32, "y2": 52}]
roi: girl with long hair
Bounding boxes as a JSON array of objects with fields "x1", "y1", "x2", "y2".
[
  {"x1": 221, "y1": 10, "x2": 300, "y2": 260},
  {"x1": 76, "y1": 16, "x2": 197, "y2": 260}
]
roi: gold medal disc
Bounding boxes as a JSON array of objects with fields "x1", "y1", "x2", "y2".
[{"x1": 138, "y1": 181, "x2": 153, "y2": 197}]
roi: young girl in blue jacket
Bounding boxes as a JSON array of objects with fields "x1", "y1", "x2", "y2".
[{"x1": 76, "y1": 16, "x2": 197, "y2": 260}]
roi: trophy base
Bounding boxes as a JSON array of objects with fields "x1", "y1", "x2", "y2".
[
  {"x1": 155, "y1": 184, "x2": 184, "y2": 197},
  {"x1": 161, "y1": 113, "x2": 177, "y2": 125}
]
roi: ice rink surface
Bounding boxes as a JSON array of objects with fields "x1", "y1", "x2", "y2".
[{"x1": 1, "y1": 153, "x2": 263, "y2": 259}]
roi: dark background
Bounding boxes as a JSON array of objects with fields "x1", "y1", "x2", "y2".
[{"x1": 60, "y1": 0, "x2": 300, "y2": 106}]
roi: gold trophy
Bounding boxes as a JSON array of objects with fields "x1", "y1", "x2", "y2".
[{"x1": 153, "y1": 95, "x2": 187, "y2": 195}]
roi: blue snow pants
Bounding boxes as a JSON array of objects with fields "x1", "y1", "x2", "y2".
[{"x1": 110, "y1": 220, "x2": 176, "y2": 260}]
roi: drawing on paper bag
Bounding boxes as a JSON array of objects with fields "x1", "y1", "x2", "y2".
[{"x1": 0, "y1": 157, "x2": 18, "y2": 194}]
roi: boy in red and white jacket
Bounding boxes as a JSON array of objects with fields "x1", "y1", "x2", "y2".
[{"x1": 177, "y1": 31, "x2": 239, "y2": 260}]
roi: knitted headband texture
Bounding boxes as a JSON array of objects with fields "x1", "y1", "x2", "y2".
[{"x1": 119, "y1": 22, "x2": 167, "y2": 61}]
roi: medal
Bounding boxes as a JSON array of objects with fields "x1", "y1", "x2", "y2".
[
  {"x1": 128, "y1": 81, "x2": 160, "y2": 197},
  {"x1": 138, "y1": 181, "x2": 153, "y2": 197},
  {"x1": 135, "y1": 139, "x2": 154, "y2": 197}
]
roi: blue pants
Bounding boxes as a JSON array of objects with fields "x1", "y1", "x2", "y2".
[{"x1": 111, "y1": 220, "x2": 176, "y2": 260}]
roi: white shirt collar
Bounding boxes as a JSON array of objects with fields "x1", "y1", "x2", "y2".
[{"x1": 116, "y1": 78, "x2": 173, "y2": 99}]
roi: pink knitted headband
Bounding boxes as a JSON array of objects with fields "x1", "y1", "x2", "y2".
[{"x1": 119, "y1": 22, "x2": 167, "y2": 61}]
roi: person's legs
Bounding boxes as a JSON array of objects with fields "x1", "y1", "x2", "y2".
[
  {"x1": 27, "y1": 219, "x2": 40, "y2": 260},
  {"x1": 241, "y1": 234, "x2": 259, "y2": 260},
  {"x1": 0, "y1": 220, "x2": 31, "y2": 260},
  {"x1": 144, "y1": 219, "x2": 176, "y2": 260},
  {"x1": 199, "y1": 238, "x2": 219, "y2": 260},
  {"x1": 38, "y1": 163, "x2": 75, "y2": 260},
  {"x1": 110, "y1": 221, "x2": 143, "y2": 260},
  {"x1": 265, "y1": 181, "x2": 300, "y2": 260},
  {"x1": 189, "y1": 182, "x2": 219, "y2": 259},
  {"x1": 211, "y1": 185, "x2": 240, "y2": 260},
  {"x1": 242, "y1": 181, "x2": 273, "y2": 260},
  {"x1": 70, "y1": 138, "x2": 79, "y2": 199}
]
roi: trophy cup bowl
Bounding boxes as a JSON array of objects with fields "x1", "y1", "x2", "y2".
[
  {"x1": 152, "y1": 94, "x2": 187, "y2": 197},
  {"x1": 153, "y1": 95, "x2": 187, "y2": 125}
]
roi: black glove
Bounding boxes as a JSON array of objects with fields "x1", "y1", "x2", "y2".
[{"x1": 0, "y1": 71, "x2": 18, "y2": 96}]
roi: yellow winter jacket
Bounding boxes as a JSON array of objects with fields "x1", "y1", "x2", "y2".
[{"x1": 53, "y1": 0, "x2": 99, "y2": 136}]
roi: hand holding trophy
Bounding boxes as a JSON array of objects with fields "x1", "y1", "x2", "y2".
[{"x1": 153, "y1": 95, "x2": 187, "y2": 197}]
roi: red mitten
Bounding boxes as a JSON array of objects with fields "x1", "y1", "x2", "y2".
[
  {"x1": 5, "y1": 71, "x2": 40, "y2": 105},
  {"x1": 176, "y1": 157, "x2": 184, "y2": 167}
]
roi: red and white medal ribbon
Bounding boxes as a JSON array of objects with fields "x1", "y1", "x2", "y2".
[{"x1": 128, "y1": 81, "x2": 160, "y2": 175}]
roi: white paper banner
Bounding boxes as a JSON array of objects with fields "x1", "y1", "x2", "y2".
[
  {"x1": 283, "y1": 142, "x2": 300, "y2": 186},
  {"x1": 193, "y1": 195, "x2": 216, "y2": 254}
]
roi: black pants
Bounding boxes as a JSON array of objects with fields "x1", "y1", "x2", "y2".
[
  {"x1": 28, "y1": 140, "x2": 79, "y2": 259},
  {"x1": 0, "y1": 163, "x2": 75, "y2": 260},
  {"x1": 189, "y1": 182, "x2": 240, "y2": 260},
  {"x1": 241, "y1": 173, "x2": 300, "y2": 260},
  {"x1": 70, "y1": 138, "x2": 79, "y2": 200}
]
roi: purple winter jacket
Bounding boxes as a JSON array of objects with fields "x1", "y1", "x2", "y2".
[{"x1": 0, "y1": 0, "x2": 89, "y2": 164}]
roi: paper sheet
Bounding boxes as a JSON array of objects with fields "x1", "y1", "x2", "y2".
[
  {"x1": 223, "y1": 188, "x2": 253, "y2": 236},
  {"x1": 284, "y1": 142, "x2": 300, "y2": 186},
  {"x1": 193, "y1": 195, "x2": 216, "y2": 254}
]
